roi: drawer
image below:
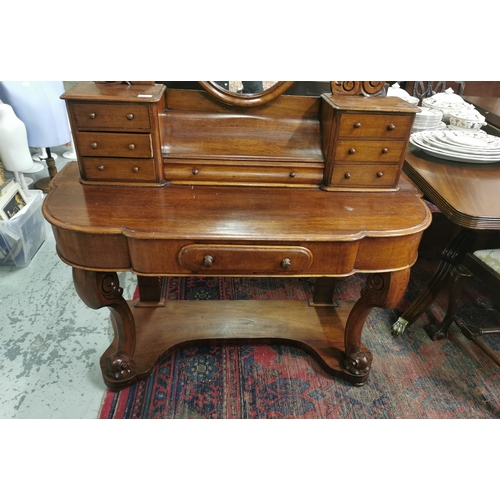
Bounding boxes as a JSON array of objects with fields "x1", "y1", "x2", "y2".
[
  {"x1": 178, "y1": 244, "x2": 313, "y2": 273},
  {"x1": 81, "y1": 158, "x2": 156, "y2": 182},
  {"x1": 71, "y1": 103, "x2": 151, "y2": 131},
  {"x1": 338, "y1": 113, "x2": 412, "y2": 139},
  {"x1": 164, "y1": 164, "x2": 324, "y2": 186},
  {"x1": 76, "y1": 132, "x2": 153, "y2": 158},
  {"x1": 329, "y1": 164, "x2": 400, "y2": 188},
  {"x1": 334, "y1": 140, "x2": 405, "y2": 163}
]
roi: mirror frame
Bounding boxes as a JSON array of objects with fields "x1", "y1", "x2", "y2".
[{"x1": 199, "y1": 81, "x2": 295, "y2": 107}]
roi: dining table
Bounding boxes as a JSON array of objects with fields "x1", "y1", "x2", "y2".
[{"x1": 392, "y1": 125, "x2": 500, "y2": 339}]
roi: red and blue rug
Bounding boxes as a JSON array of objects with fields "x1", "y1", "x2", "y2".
[{"x1": 99, "y1": 253, "x2": 500, "y2": 418}]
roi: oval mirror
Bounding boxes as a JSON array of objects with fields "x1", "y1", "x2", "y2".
[{"x1": 199, "y1": 81, "x2": 295, "y2": 107}]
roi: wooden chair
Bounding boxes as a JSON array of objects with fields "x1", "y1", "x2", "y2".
[{"x1": 428, "y1": 248, "x2": 500, "y2": 365}]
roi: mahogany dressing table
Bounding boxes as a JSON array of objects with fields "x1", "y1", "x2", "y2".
[{"x1": 43, "y1": 81, "x2": 430, "y2": 390}]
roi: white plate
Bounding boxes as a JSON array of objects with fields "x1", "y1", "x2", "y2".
[{"x1": 410, "y1": 137, "x2": 500, "y2": 163}]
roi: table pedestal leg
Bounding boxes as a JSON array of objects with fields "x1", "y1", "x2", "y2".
[
  {"x1": 344, "y1": 269, "x2": 410, "y2": 378},
  {"x1": 72, "y1": 268, "x2": 136, "y2": 381},
  {"x1": 391, "y1": 228, "x2": 477, "y2": 336}
]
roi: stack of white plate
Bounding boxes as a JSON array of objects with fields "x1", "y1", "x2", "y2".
[
  {"x1": 411, "y1": 107, "x2": 445, "y2": 132},
  {"x1": 410, "y1": 129, "x2": 500, "y2": 164}
]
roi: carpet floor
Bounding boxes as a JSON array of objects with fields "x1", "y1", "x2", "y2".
[{"x1": 98, "y1": 251, "x2": 500, "y2": 419}]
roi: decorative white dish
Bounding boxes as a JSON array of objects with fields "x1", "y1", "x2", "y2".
[
  {"x1": 421, "y1": 88, "x2": 475, "y2": 123},
  {"x1": 386, "y1": 82, "x2": 419, "y2": 106},
  {"x1": 449, "y1": 109, "x2": 486, "y2": 130}
]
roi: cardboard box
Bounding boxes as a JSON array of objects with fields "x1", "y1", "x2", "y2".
[{"x1": 0, "y1": 190, "x2": 46, "y2": 267}]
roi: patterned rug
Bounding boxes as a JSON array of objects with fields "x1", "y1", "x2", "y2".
[{"x1": 98, "y1": 251, "x2": 500, "y2": 418}]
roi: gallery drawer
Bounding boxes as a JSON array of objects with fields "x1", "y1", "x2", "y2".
[
  {"x1": 76, "y1": 132, "x2": 153, "y2": 158},
  {"x1": 81, "y1": 158, "x2": 156, "y2": 182},
  {"x1": 334, "y1": 140, "x2": 405, "y2": 163},
  {"x1": 71, "y1": 103, "x2": 151, "y2": 131},
  {"x1": 337, "y1": 113, "x2": 412, "y2": 139},
  {"x1": 328, "y1": 164, "x2": 400, "y2": 188}
]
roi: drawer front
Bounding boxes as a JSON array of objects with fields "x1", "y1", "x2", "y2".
[
  {"x1": 338, "y1": 113, "x2": 412, "y2": 139},
  {"x1": 329, "y1": 164, "x2": 399, "y2": 188},
  {"x1": 76, "y1": 132, "x2": 153, "y2": 158},
  {"x1": 179, "y1": 244, "x2": 313, "y2": 273},
  {"x1": 71, "y1": 103, "x2": 151, "y2": 130},
  {"x1": 164, "y1": 164, "x2": 324, "y2": 186},
  {"x1": 81, "y1": 158, "x2": 156, "y2": 181},
  {"x1": 334, "y1": 140, "x2": 405, "y2": 163}
]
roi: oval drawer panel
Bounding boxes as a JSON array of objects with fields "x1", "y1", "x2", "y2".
[
  {"x1": 76, "y1": 132, "x2": 153, "y2": 158},
  {"x1": 179, "y1": 244, "x2": 313, "y2": 273},
  {"x1": 72, "y1": 103, "x2": 151, "y2": 130}
]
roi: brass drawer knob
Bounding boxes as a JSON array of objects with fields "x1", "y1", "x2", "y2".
[
  {"x1": 387, "y1": 124, "x2": 395, "y2": 131},
  {"x1": 192, "y1": 169, "x2": 200, "y2": 175},
  {"x1": 90, "y1": 142, "x2": 97, "y2": 149},
  {"x1": 281, "y1": 258, "x2": 292, "y2": 269},
  {"x1": 126, "y1": 113, "x2": 134, "y2": 120},
  {"x1": 377, "y1": 171, "x2": 384, "y2": 178},
  {"x1": 128, "y1": 144, "x2": 136, "y2": 150},
  {"x1": 382, "y1": 147, "x2": 388, "y2": 154},
  {"x1": 348, "y1": 148, "x2": 356, "y2": 154},
  {"x1": 203, "y1": 255, "x2": 214, "y2": 267},
  {"x1": 354, "y1": 122, "x2": 361, "y2": 128},
  {"x1": 344, "y1": 172, "x2": 351, "y2": 179},
  {"x1": 132, "y1": 166, "x2": 139, "y2": 173},
  {"x1": 97, "y1": 165, "x2": 105, "y2": 171},
  {"x1": 88, "y1": 112, "x2": 96, "y2": 119}
]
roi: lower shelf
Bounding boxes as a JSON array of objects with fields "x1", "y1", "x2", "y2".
[{"x1": 100, "y1": 299, "x2": 368, "y2": 390}]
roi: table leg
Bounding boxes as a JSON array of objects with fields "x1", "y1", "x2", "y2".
[
  {"x1": 136, "y1": 275, "x2": 166, "y2": 307},
  {"x1": 391, "y1": 228, "x2": 477, "y2": 336},
  {"x1": 344, "y1": 269, "x2": 410, "y2": 379},
  {"x1": 72, "y1": 268, "x2": 136, "y2": 381},
  {"x1": 310, "y1": 277, "x2": 338, "y2": 306}
]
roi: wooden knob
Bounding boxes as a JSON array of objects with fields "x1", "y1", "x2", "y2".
[
  {"x1": 192, "y1": 169, "x2": 199, "y2": 175},
  {"x1": 289, "y1": 172, "x2": 296, "y2": 178},
  {"x1": 88, "y1": 112, "x2": 96, "y2": 119},
  {"x1": 128, "y1": 144, "x2": 136, "y2": 150},
  {"x1": 348, "y1": 148, "x2": 356, "y2": 154},
  {"x1": 344, "y1": 172, "x2": 351, "y2": 179},
  {"x1": 203, "y1": 255, "x2": 214, "y2": 267},
  {"x1": 97, "y1": 165, "x2": 105, "y2": 171},
  {"x1": 126, "y1": 113, "x2": 134, "y2": 120},
  {"x1": 132, "y1": 166, "x2": 139, "y2": 173},
  {"x1": 354, "y1": 122, "x2": 361, "y2": 128},
  {"x1": 387, "y1": 124, "x2": 395, "y2": 131},
  {"x1": 377, "y1": 171, "x2": 384, "y2": 178},
  {"x1": 382, "y1": 147, "x2": 388, "y2": 154},
  {"x1": 281, "y1": 258, "x2": 292, "y2": 269},
  {"x1": 90, "y1": 142, "x2": 97, "y2": 149}
]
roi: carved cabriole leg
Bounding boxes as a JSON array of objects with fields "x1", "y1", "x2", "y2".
[
  {"x1": 426, "y1": 264, "x2": 472, "y2": 341},
  {"x1": 72, "y1": 268, "x2": 136, "y2": 381},
  {"x1": 344, "y1": 269, "x2": 410, "y2": 381},
  {"x1": 391, "y1": 228, "x2": 477, "y2": 336}
]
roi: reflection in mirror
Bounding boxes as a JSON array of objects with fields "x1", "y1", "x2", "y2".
[{"x1": 214, "y1": 81, "x2": 278, "y2": 95}]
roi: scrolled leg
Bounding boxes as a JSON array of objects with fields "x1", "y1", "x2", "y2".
[
  {"x1": 72, "y1": 268, "x2": 136, "y2": 381},
  {"x1": 344, "y1": 269, "x2": 410, "y2": 380}
]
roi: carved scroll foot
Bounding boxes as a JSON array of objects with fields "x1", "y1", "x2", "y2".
[
  {"x1": 392, "y1": 228, "x2": 477, "y2": 334},
  {"x1": 344, "y1": 269, "x2": 410, "y2": 381},
  {"x1": 72, "y1": 268, "x2": 136, "y2": 382}
]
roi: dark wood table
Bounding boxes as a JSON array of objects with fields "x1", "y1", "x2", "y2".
[
  {"x1": 43, "y1": 162, "x2": 430, "y2": 390},
  {"x1": 392, "y1": 144, "x2": 500, "y2": 337}
]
